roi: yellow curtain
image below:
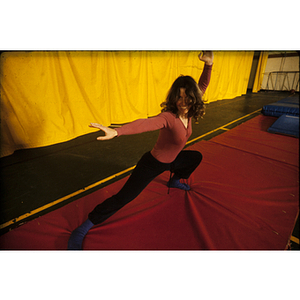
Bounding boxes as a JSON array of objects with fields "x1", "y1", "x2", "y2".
[
  {"x1": 0, "y1": 51, "x2": 111, "y2": 157},
  {"x1": 0, "y1": 51, "x2": 254, "y2": 157},
  {"x1": 252, "y1": 51, "x2": 269, "y2": 93},
  {"x1": 204, "y1": 51, "x2": 254, "y2": 101},
  {"x1": 145, "y1": 51, "x2": 203, "y2": 118}
]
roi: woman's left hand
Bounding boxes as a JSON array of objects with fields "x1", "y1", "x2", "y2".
[
  {"x1": 198, "y1": 51, "x2": 214, "y2": 65},
  {"x1": 89, "y1": 123, "x2": 118, "y2": 140}
]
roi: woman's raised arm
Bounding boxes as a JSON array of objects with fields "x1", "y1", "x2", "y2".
[{"x1": 198, "y1": 51, "x2": 214, "y2": 96}]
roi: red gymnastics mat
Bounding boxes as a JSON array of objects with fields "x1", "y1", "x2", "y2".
[{"x1": 0, "y1": 115, "x2": 298, "y2": 250}]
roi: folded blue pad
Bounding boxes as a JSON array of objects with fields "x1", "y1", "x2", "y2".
[
  {"x1": 267, "y1": 114, "x2": 299, "y2": 138},
  {"x1": 262, "y1": 102, "x2": 299, "y2": 117}
]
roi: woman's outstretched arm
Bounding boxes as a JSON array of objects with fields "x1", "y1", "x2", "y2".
[{"x1": 89, "y1": 114, "x2": 168, "y2": 141}]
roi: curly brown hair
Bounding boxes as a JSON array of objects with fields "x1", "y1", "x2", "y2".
[{"x1": 160, "y1": 75, "x2": 206, "y2": 121}]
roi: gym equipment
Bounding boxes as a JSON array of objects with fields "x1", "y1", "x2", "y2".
[{"x1": 267, "y1": 114, "x2": 299, "y2": 138}]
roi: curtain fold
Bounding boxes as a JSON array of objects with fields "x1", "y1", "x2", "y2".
[
  {"x1": 106, "y1": 51, "x2": 149, "y2": 124},
  {"x1": 252, "y1": 51, "x2": 269, "y2": 93},
  {"x1": 204, "y1": 51, "x2": 254, "y2": 101},
  {"x1": 0, "y1": 51, "x2": 254, "y2": 157}
]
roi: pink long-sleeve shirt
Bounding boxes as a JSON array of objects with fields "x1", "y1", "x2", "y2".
[{"x1": 115, "y1": 64, "x2": 212, "y2": 163}]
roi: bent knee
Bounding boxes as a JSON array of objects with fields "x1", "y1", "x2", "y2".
[{"x1": 193, "y1": 151, "x2": 203, "y2": 163}]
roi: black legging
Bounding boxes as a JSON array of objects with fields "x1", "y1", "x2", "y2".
[{"x1": 88, "y1": 150, "x2": 202, "y2": 224}]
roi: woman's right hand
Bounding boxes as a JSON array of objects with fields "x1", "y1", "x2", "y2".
[{"x1": 89, "y1": 123, "x2": 118, "y2": 140}]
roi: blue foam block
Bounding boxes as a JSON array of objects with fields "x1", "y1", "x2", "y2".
[
  {"x1": 262, "y1": 102, "x2": 299, "y2": 117},
  {"x1": 267, "y1": 114, "x2": 299, "y2": 138}
]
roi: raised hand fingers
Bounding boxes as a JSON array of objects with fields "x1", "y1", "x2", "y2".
[
  {"x1": 198, "y1": 52, "x2": 204, "y2": 60},
  {"x1": 198, "y1": 51, "x2": 214, "y2": 65},
  {"x1": 89, "y1": 123, "x2": 103, "y2": 129}
]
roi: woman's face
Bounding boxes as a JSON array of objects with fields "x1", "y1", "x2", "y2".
[{"x1": 176, "y1": 88, "x2": 191, "y2": 117}]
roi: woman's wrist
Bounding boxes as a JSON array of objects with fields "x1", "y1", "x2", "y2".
[{"x1": 114, "y1": 128, "x2": 119, "y2": 137}]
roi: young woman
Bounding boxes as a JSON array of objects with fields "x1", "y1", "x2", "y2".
[{"x1": 68, "y1": 51, "x2": 214, "y2": 250}]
